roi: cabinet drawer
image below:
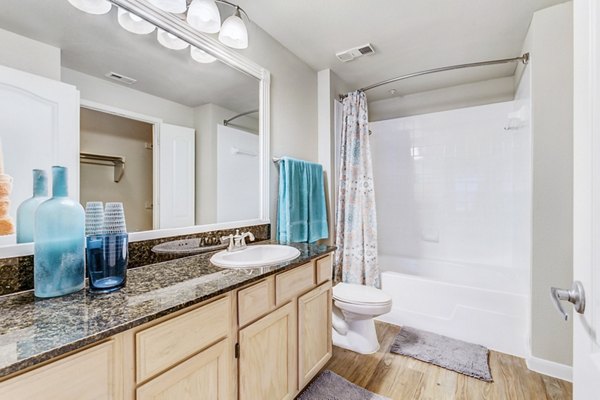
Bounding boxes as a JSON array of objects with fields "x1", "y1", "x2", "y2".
[
  {"x1": 238, "y1": 277, "x2": 275, "y2": 327},
  {"x1": 316, "y1": 254, "x2": 333, "y2": 284},
  {"x1": 0, "y1": 340, "x2": 117, "y2": 400},
  {"x1": 136, "y1": 296, "x2": 230, "y2": 382},
  {"x1": 275, "y1": 262, "x2": 315, "y2": 305}
]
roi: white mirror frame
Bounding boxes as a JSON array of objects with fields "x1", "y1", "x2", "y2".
[{"x1": 0, "y1": 0, "x2": 270, "y2": 258}]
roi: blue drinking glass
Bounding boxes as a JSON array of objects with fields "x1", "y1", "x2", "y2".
[{"x1": 87, "y1": 233, "x2": 128, "y2": 293}]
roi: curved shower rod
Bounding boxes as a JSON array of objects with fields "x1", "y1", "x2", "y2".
[
  {"x1": 223, "y1": 109, "x2": 259, "y2": 126},
  {"x1": 339, "y1": 52, "x2": 530, "y2": 100}
]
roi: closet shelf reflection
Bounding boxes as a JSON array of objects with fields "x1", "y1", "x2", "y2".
[{"x1": 80, "y1": 152, "x2": 125, "y2": 183}]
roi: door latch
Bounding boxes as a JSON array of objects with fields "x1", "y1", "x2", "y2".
[{"x1": 550, "y1": 281, "x2": 586, "y2": 321}]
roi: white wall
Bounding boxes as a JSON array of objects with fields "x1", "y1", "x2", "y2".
[
  {"x1": 216, "y1": 125, "x2": 260, "y2": 222},
  {"x1": 80, "y1": 108, "x2": 153, "y2": 232},
  {"x1": 370, "y1": 101, "x2": 531, "y2": 295},
  {"x1": 0, "y1": 28, "x2": 61, "y2": 81},
  {"x1": 239, "y1": 25, "x2": 318, "y2": 233},
  {"x1": 317, "y1": 69, "x2": 352, "y2": 244},
  {"x1": 525, "y1": 2, "x2": 574, "y2": 369},
  {"x1": 61, "y1": 68, "x2": 195, "y2": 128},
  {"x1": 369, "y1": 77, "x2": 515, "y2": 122}
]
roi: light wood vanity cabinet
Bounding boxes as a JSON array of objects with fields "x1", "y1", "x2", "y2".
[{"x1": 0, "y1": 253, "x2": 333, "y2": 400}]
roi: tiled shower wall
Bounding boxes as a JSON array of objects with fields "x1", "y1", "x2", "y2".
[{"x1": 370, "y1": 95, "x2": 531, "y2": 273}]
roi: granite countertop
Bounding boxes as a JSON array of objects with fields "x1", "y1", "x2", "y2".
[{"x1": 0, "y1": 242, "x2": 335, "y2": 379}]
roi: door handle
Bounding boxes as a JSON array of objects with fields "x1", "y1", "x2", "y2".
[{"x1": 550, "y1": 281, "x2": 586, "y2": 321}]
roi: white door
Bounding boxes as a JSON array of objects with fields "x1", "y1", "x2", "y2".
[
  {"x1": 0, "y1": 65, "x2": 79, "y2": 241},
  {"x1": 156, "y1": 123, "x2": 195, "y2": 229},
  {"x1": 572, "y1": 0, "x2": 600, "y2": 398}
]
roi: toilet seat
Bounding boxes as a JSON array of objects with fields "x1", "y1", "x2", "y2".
[
  {"x1": 334, "y1": 299, "x2": 392, "y2": 316},
  {"x1": 333, "y1": 282, "x2": 392, "y2": 306}
]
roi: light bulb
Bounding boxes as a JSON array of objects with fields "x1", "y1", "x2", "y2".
[
  {"x1": 157, "y1": 29, "x2": 189, "y2": 50},
  {"x1": 186, "y1": 0, "x2": 221, "y2": 33},
  {"x1": 67, "y1": 0, "x2": 112, "y2": 15},
  {"x1": 190, "y1": 47, "x2": 217, "y2": 63},
  {"x1": 218, "y1": 8, "x2": 248, "y2": 49},
  {"x1": 146, "y1": 0, "x2": 187, "y2": 14},
  {"x1": 118, "y1": 8, "x2": 156, "y2": 35}
]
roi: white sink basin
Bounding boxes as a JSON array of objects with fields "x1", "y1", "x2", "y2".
[{"x1": 210, "y1": 245, "x2": 301, "y2": 268}]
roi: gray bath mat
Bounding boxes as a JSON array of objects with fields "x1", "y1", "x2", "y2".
[
  {"x1": 391, "y1": 327, "x2": 493, "y2": 382},
  {"x1": 297, "y1": 370, "x2": 390, "y2": 400}
]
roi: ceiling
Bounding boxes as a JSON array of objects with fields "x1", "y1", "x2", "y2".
[
  {"x1": 0, "y1": 0, "x2": 259, "y2": 113},
  {"x1": 236, "y1": 0, "x2": 566, "y2": 101}
]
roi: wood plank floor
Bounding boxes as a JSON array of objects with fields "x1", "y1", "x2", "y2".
[{"x1": 324, "y1": 321, "x2": 572, "y2": 400}]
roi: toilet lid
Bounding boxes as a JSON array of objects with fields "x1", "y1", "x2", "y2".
[{"x1": 333, "y1": 283, "x2": 392, "y2": 305}]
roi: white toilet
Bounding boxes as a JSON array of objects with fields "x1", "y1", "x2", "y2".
[{"x1": 331, "y1": 282, "x2": 393, "y2": 354}]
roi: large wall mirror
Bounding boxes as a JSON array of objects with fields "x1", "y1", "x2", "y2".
[{"x1": 0, "y1": 0, "x2": 270, "y2": 256}]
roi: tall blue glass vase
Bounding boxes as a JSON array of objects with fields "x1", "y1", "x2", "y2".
[
  {"x1": 16, "y1": 169, "x2": 49, "y2": 244},
  {"x1": 34, "y1": 166, "x2": 85, "y2": 298}
]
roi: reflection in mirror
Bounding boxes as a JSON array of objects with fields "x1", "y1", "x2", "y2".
[{"x1": 0, "y1": 0, "x2": 261, "y2": 246}]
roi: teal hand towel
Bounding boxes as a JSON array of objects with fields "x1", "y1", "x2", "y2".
[{"x1": 277, "y1": 157, "x2": 328, "y2": 243}]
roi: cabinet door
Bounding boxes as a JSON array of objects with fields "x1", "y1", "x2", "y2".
[
  {"x1": 298, "y1": 282, "x2": 332, "y2": 388},
  {"x1": 137, "y1": 338, "x2": 231, "y2": 400},
  {"x1": 0, "y1": 340, "x2": 118, "y2": 400},
  {"x1": 239, "y1": 302, "x2": 296, "y2": 400}
]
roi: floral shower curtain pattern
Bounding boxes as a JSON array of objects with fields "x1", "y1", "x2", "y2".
[{"x1": 335, "y1": 90, "x2": 380, "y2": 287}]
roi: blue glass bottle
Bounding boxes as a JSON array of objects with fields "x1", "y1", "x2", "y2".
[
  {"x1": 34, "y1": 166, "x2": 85, "y2": 298},
  {"x1": 16, "y1": 169, "x2": 49, "y2": 244}
]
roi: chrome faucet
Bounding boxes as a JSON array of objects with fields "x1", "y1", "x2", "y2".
[{"x1": 221, "y1": 229, "x2": 255, "y2": 252}]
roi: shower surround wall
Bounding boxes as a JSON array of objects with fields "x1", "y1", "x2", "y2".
[{"x1": 371, "y1": 94, "x2": 531, "y2": 356}]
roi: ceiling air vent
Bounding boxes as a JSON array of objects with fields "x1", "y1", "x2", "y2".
[
  {"x1": 335, "y1": 43, "x2": 375, "y2": 63},
  {"x1": 105, "y1": 72, "x2": 137, "y2": 85}
]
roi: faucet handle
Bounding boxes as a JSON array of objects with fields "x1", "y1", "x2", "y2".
[
  {"x1": 239, "y1": 231, "x2": 255, "y2": 247},
  {"x1": 220, "y1": 234, "x2": 235, "y2": 251},
  {"x1": 220, "y1": 234, "x2": 233, "y2": 243}
]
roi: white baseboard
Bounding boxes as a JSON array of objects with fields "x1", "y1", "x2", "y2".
[{"x1": 526, "y1": 356, "x2": 572, "y2": 382}]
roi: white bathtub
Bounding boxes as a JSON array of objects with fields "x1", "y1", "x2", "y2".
[{"x1": 377, "y1": 255, "x2": 529, "y2": 357}]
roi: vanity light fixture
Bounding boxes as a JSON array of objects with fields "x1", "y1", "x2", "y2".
[
  {"x1": 146, "y1": 0, "x2": 187, "y2": 14},
  {"x1": 187, "y1": 0, "x2": 221, "y2": 33},
  {"x1": 157, "y1": 29, "x2": 190, "y2": 50},
  {"x1": 66, "y1": 0, "x2": 249, "y2": 64},
  {"x1": 190, "y1": 46, "x2": 217, "y2": 63},
  {"x1": 117, "y1": 8, "x2": 156, "y2": 34},
  {"x1": 67, "y1": 0, "x2": 112, "y2": 15},
  {"x1": 218, "y1": 6, "x2": 248, "y2": 49}
]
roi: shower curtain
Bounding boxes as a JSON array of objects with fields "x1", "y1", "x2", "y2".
[{"x1": 335, "y1": 90, "x2": 380, "y2": 287}]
